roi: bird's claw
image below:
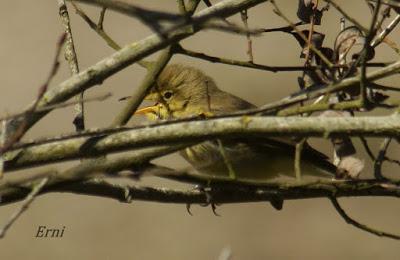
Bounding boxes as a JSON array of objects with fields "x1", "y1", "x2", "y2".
[
  {"x1": 191, "y1": 184, "x2": 221, "y2": 216},
  {"x1": 210, "y1": 203, "x2": 221, "y2": 216}
]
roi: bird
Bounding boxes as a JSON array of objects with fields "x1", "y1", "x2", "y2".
[{"x1": 134, "y1": 64, "x2": 338, "y2": 182}]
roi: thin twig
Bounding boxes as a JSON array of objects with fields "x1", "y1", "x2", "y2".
[
  {"x1": 263, "y1": 22, "x2": 303, "y2": 33},
  {"x1": 368, "y1": 0, "x2": 400, "y2": 8},
  {"x1": 374, "y1": 137, "x2": 392, "y2": 179},
  {"x1": 0, "y1": 177, "x2": 49, "y2": 238},
  {"x1": 360, "y1": 0, "x2": 382, "y2": 105},
  {"x1": 371, "y1": 14, "x2": 400, "y2": 51},
  {"x1": 359, "y1": 137, "x2": 376, "y2": 161},
  {"x1": 98, "y1": 7, "x2": 106, "y2": 28},
  {"x1": 240, "y1": 9, "x2": 254, "y2": 62},
  {"x1": 303, "y1": 0, "x2": 319, "y2": 66},
  {"x1": 174, "y1": 45, "x2": 386, "y2": 73},
  {"x1": 0, "y1": 93, "x2": 111, "y2": 122},
  {"x1": 329, "y1": 195, "x2": 400, "y2": 240},
  {"x1": 58, "y1": 0, "x2": 85, "y2": 132}
]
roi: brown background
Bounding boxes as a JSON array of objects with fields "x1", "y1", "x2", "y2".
[{"x1": 1, "y1": 1, "x2": 400, "y2": 259}]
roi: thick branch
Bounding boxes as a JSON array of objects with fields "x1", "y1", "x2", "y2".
[
  {"x1": 2, "y1": 177, "x2": 400, "y2": 205},
  {"x1": 4, "y1": 115, "x2": 400, "y2": 171},
  {"x1": 0, "y1": 145, "x2": 185, "y2": 202}
]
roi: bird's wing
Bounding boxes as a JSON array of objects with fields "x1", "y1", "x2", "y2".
[
  {"x1": 210, "y1": 91, "x2": 304, "y2": 147},
  {"x1": 210, "y1": 90, "x2": 257, "y2": 112},
  {"x1": 210, "y1": 92, "x2": 336, "y2": 175}
]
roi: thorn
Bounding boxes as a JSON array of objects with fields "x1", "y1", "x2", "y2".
[
  {"x1": 270, "y1": 197, "x2": 284, "y2": 210},
  {"x1": 186, "y1": 203, "x2": 193, "y2": 216},
  {"x1": 211, "y1": 203, "x2": 221, "y2": 216},
  {"x1": 124, "y1": 187, "x2": 132, "y2": 203}
]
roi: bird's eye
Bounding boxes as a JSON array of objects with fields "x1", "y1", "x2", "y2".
[{"x1": 163, "y1": 91, "x2": 173, "y2": 100}]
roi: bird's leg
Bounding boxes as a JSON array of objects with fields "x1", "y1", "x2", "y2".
[{"x1": 191, "y1": 184, "x2": 221, "y2": 216}]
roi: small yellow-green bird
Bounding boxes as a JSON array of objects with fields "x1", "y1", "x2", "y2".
[{"x1": 135, "y1": 64, "x2": 337, "y2": 181}]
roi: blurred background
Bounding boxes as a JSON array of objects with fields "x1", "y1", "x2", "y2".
[{"x1": 1, "y1": 0, "x2": 400, "y2": 259}]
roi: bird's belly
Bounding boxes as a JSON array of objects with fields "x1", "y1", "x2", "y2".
[{"x1": 180, "y1": 141, "x2": 332, "y2": 181}]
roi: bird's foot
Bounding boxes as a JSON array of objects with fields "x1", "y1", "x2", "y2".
[{"x1": 189, "y1": 184, "x2": 221, "y2": 216}]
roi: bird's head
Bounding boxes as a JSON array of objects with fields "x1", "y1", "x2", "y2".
[{"x1": 135, "y1": 64, "x2": 219, "y2": 120}]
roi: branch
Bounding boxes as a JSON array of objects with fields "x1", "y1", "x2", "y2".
[
  {"x1": 371, "y1": 14, "x2": 400, "y2": 49},
  {"x1": 70, "y1": 0, "x2": 185, "y2": 36},
  {"x1": 0, "y1": 93, "x2": 111, "y2": 122},
  {"x1": 4, "y1": 115, "x2": 400, "y2": 171},
  {"x1": 2, "y1": 176, "x2": 400, "y2": 207},
  {"x1": 368, "y1": 0, "x2": 400, "y2": 9},
  {"x1": 0, "y1": 146, "x2": 186, "y2": 202},
  {"x1": 174, "y1": 44, "x2": 330, "y2": 72},
  {"x1": 0, "y1": 177, "x2": 49, "y2": 238},
  {"x1": 58, "y1": 0, "x2": 85, "y2": 132},
  {"x1": 3, "y1": 165, "x2": 400, "y2": 239},
  {"x1": 329, "y1": 196, "x2": 400, "y2": 240},
  {"x1": 175, "y1": 44, "x2": 388, "y2": 72}
]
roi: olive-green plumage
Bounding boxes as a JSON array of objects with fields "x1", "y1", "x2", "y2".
[{"x1": 139, "y1": 64, "x2": 336, "y2": 181}]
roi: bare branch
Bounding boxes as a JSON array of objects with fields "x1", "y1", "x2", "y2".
[
  {"x1": 2, "y1": 175, "x2": 400, "y2": 211},
  {"x1": 174, "y1": 44, "x2": 388, "y2": 72},
  {"x1": 329, "y1": 196, "x2": 400, "y2": 240},
  {"x1": 0, "y1": 177, "x2": 49, "y2": 238},
  {"x1": 3, "y1": 115, "x2": 400, "y2": 171},
  {"x1": 58, "y1": 0, "x2": 85, "y2": 132},
  {"x1": 371, "y1": 14, "x2": 400, "y2": 50}
]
